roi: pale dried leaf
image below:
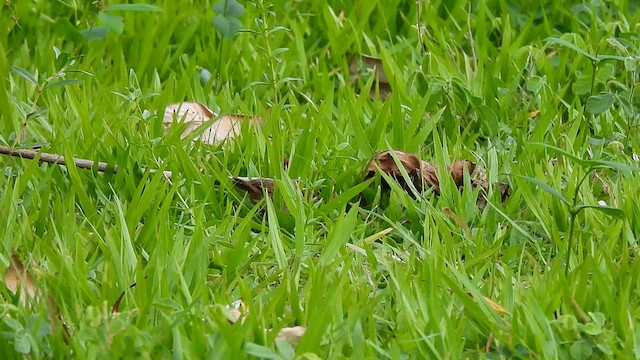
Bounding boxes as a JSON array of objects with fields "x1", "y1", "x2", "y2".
[
  {"x1": 4, "y1": 254, "x2": 38, "y2": 305},
  {"x1": 276, "y1": 326, "x2": 306, "y2": 348},
  {"x1": 163, "y1": 102, "x2": 263, "y2": 144},
  {"x1": 201, "y1": 115, "x2": 264, "y2": 144},
  {"x1": 223, "y1": 299, "x2": 248, "y2": 324},
  {"x1": 349, "y1": 54, "x2": 391, "y2": 100},
  {"x1": 349, "y1": 54, "x2": 388, "y2": 84},
  {"x1": 163, "y1": 101, "x2": 216, "y2": 125},
  {"x1": 447, "y1": 160, "x2": 476, "y2": 187}
]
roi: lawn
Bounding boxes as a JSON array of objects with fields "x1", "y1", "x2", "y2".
[{"x1": 2, "y1": 0, "x2": 640, "y2": 358}]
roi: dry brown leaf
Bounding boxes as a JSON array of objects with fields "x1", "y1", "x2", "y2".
[
  {"x1": 232, "y1": 177, "x2": 275, "y2": 201},
  {"x1": 447, "y1": 160, "x2": 476, "y2": 188},
  {"x1": 365, "y1": 150, "x2": 426, "y2": 193},
  {"x1": 358, "y1": 55, "x2": 388, "y2": 84},
  {"x1": 4, "y1": 253, "x2": 38, "y2": 305},
  {"x1": 366, "y1": 150, "x2": 510, "y2": 204},
  {"x1": 419, "y1": 160, "x2": 440, "y2": 193},
  {"x1": 163, "y1": 102, "x2": 263, "y2": 144},
  {"x1": 276, "y1": 326, "x2": 306, "y2": 348},
  {"x1": 348, "y1": 54, "x2": 391, "y2": 100},
  {"x1": 472, "y1": 169, "x2": 511, "y2": 209}
]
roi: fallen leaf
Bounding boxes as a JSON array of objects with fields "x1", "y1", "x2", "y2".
[
  {"x1": 359, "y1": 55, "x2": 388, "y2": 84},
  {"x1": 276, "y1": 326, "x2": 306, "y2": 348},
  {"x1": 163, "y1": 102, "x2": 263, "y2": 144},
  {"x1": 348, "y1": 54, "x2": 391, "y2": 100},
  {"x1": 4, "y1": 253, "x2": 38, "y2": 305},
  {"x1": 232, "y1": 177, "x2": 275, "y2": 201},
  {"x1": 201, "y1": 114, "x2": 264, "y2": 144},
  {"x1": 365, "y1": 150, "x2": 510, "y2": 203},
  {"x1": 225, "y1": 299, "x2": 247, "y2": 324},
  {"x1": 365, "y1": 150, "x2": 426, "y2": 193},
  {"x1": 447, "y1": 160, "x2": 476, "y2": 188},
  {"x1": 472, "y1": 169, "x2": 511, "y2": 208},
  {"x1": 163, "y1": 101, "x2": 215, "y2": 124}
]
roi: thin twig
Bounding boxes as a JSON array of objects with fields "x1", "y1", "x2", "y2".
[
  {"x1": 0, "y1": 145, "x2": 276, "y2": 185},
  {"x1": 0, "y1": 145, "x2": 174, "y2": 179}
]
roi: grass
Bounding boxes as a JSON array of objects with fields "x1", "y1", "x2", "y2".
[{"x1": 2, "y1": 0, "x2": 640, "y2": 358}]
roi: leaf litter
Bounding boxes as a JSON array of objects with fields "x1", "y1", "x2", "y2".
[
  {"x1": 365, "y1": 150, "x2": 509, "y2": 205},
  {"x1": 348, "y1": 53, "x2": 392, "y2": 100},
  {"x1": 162, "y1": 101, "x2": 264, "y2": 145}
]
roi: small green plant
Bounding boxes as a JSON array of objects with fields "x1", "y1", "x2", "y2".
[
  {"x1": 546, "y1": 32, "x2": 640, "y2": 149},
  {"x1": 80, "y1": 2, "x2": 163, "y2": 40},
  {"x1": 242, "y1": 0, "x2": 301, "y2": 102},
  {"x1": 210, "y1": 0, "x2": 245, "y2": 89},
  {"x1": 112, "y1": 69, "x2": 159, "y2": 120},
  {"x1": 2, "y1": 314, "x2": 52, "y2": 357},
  {"x1": 10, "y1": 46, "x2": 88, "y2": 112},
  {"x1": 516, "y1": 143, "x2": 633, "y2": 275},
  {"x1": 553, "y1": 312, "x2": 615, "y2": 358}
]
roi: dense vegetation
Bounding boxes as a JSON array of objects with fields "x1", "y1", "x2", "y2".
[{"x1": 2, "y1": 0, "x2": 640, "y2": 358}]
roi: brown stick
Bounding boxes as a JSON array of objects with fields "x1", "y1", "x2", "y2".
[
  {"x1": 0, "y1": 145, "x2": 278, "y2": 185},
  {"x1": 0, "y1": 145, "x2": 174, "y2": 179}
]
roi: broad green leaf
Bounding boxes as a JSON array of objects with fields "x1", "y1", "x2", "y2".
[
  {"x1": 586, "y1": 93, "x2": 615, "y2": 115},
  {"x1": 244, "y1": 343, "x2": 280, "y2": 359},
  {"x1": 14, "y1": 333, "x2": 30, "y2": 354},
  {"x1": 211, "y1": 15, "x2": 243, "y2": 38},
  {"x1": 606, "y1": 37, "x2": 629, "y2": 55},
  {"x1": 572, "y1": 75, "x2": 592, "y2": 95},
  {"x1": 103, "y1": 4, "x2": 163, "y2": 12},
  {"x1": 512, "y1": 174, "x2": 570, "y2": 206},
  {"x1": 570, "y1": 340, "x2": 593, "y2": 359},
  {"x1": 596, "y1": 54, "x2": 626, "y2": 61},
  {"x1": 526, "y1": 76, "x2": 544, "y2": 94},
  {"x1": 545, "y1": 36, "x2": 597, "y2": 61},
  {"x1": 588, "y1": 160, "x2": 640, "y2": 173},
  {"x1": 596, "y1": 63, "x2": 615, "y2": 83},
  {"x1": 80, "y1": 27, "x2": 109, "y2": 40},
  {"x1": 624, "y1": 56, "x2": 637, "y2": 72},
  {"x1": 530, "y1": 142, "x2": 589, "y2": 167},
  {"x1": 576, "y1": 204, "x2": 626, "y2": 218},
  {"x1": 10, "y1": 66, "x2": 38, "y2": 85},
  {"x1": 98, "y1": 12, "x2": 124, "y2": 34},
  {"x1": 47, "y1": 79, "x2": 83, "y2": 89},
  {"x1": 213, "y1": 0, "x2": 245, "y2": 17}
]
